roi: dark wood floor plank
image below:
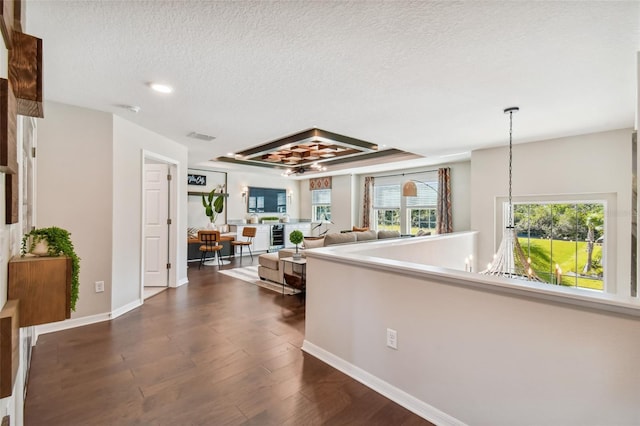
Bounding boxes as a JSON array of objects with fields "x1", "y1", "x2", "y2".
[{"x1": 25, "y1": 258, "x2": 433, "y2": 426}]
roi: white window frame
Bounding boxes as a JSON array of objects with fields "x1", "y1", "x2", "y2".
[
  {"x1": 372, "y1": 178, "x2": 401, "y2": 231},
  {"x1": 375, "y1": 208, "x2": 401, "y2": 230},
  {"x1": 311, "y1": 188, "x2": 331, "y2": 222},
  {"x1": 494, "y1": 193, "x2": 615, "y2": 293},
  {"x1": 407, "y1": 207, "x2": 437, "y2": 234},
  {"x1": 373, "y1": 172, "x2": 437, "y2": 234}
]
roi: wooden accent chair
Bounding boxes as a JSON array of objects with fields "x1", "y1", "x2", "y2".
[
  {"x1": 198, "y1": 230, "x2": 222, "y2": 269},
  {"x1": 231, "y1": 227, "x2": 256, "y2": 261}
]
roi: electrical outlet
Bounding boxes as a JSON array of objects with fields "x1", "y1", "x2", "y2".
[
  {"x1": 386, "y1": 328, "x2": 398, "y2": 350},
  {"x1": 95, "y1": 281, "x2": 105, "y2": 293}
]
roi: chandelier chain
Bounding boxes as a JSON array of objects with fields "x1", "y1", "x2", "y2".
[{"x1": 508, "y1": 110, "x2": 513, "y2": 228}]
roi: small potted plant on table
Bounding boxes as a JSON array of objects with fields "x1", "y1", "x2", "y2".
[
  {"x1": 21, "y1": 226, "x2": 81, "y2": 311},
  {"x1": 289, "y1": 230, "x2": 304, "y2": 260}
]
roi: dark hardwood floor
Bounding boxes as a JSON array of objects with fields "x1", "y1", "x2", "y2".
[{"x1": 24, "y1": 258, "x2": 433, "y2": 425}]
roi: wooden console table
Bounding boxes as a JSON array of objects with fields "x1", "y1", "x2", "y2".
[{"x1": 8, "y1": 255, "x2": 71, "y2": 327}]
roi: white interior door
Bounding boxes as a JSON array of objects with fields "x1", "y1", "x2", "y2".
[{"x1": 144, "y1": 163, "x2": 169, "y2": 287}]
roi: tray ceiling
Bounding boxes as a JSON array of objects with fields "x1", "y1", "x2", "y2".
[{"x1": 217, "y1": 128, "x2": 420, "y2": 175}]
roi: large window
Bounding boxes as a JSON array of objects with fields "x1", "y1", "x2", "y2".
[
  {"x1": 312, "y1": 189, "x2": 331, "y2": 221},
  {"x1": 406, "y1": 178, "x2": 438, "y2": 234},
  {"x1": 512, "y1": 201, "x2": 605, "y2": 291},
  {"x1": 373, "y1": 180, "x2": 400, "y2": 231},
  {"x1": 373, "y1": 173, "x2": 437, "y2": 233}
]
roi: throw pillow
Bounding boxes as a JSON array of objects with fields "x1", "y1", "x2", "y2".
[
  {"x1": 378, "y1": 230, "x2": 401, "y2": 239},
  {"x1": 354, "y1": 230, "x2": 377, "y2": 241},
  {"x1": 303, "y1": 237, "x2": 325, "y2": 249},
  {"x1": 352, "y1": 226, "x2": 369, "y2": 232},
  {"x1": 324, "y1": 233, "x2": 357, "y2": 246}
]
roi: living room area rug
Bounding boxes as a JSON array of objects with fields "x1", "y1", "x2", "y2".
[{"x1": 219, "y1": 265, "x2": 300, "y2": 294}]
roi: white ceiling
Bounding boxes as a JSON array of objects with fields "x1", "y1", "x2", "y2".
[{"x1": 25, "y1": 1, "x2": 639, "y2": 176}]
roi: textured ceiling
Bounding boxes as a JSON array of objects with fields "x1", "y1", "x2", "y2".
[{"x1": 25, "y1": 1, "x2": 639, "y2": 176}]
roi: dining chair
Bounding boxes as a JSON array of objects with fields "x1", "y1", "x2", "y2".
[
  {"x1": 231, "y1": 226, "x2": 256, "y2": 261},
  {"x1": 198, "y1": 230, "x2": 223, "y2": 269}
]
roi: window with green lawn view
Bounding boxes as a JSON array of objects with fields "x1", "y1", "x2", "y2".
[
  {"x1": 406, "y1": 177, "x2": 438, "y2": 235},
  {"x1": 512, "y1": 202, "x2": 605, "y2": 291},
  {"x1": 311, "y1": 189, "x2": 331, "y2": 222}
]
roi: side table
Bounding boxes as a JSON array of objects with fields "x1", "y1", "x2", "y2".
[{"x1": 280, "y1": 256, "x2": 306, "y2": 296}]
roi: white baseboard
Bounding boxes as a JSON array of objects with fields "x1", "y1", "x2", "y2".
[
  {"x1": 35, "y1": 312, "x2": 111, "y2": 340},
  {"x1": 111, "y1": 299, "x2": 143, "y2": 319},
  {"x1": 35, "y1": 299, "x2": 143, "y2": 341},
  {"x1": 301, "y1": 340, "x2": 465, "y2": 426},
  {"x1": 176, "y1": 277, "x2": 189, "y2": 287}
]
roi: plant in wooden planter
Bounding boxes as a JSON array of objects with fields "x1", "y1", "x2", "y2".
[
  {"x1": 21, "y1": 227, "x2": 80, "y2": 311},
  {"x1": 289, "y1": 230, "x2": 304, "y2": 260}
]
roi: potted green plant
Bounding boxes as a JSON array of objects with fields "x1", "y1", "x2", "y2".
[
  {"x1": 202, "y1": 189, "x2": 225, "y2": 227},
  {"x1": 21, "y1": 226, "x2": 81, "y2": 311},
  {"x1": 261, "y1": 216, "x2": 280, "y2": 224},
  {"x1": 289, "y1": 230, "x2": 304, "y2": 260}
]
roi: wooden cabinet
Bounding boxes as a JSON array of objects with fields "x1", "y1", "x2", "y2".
[
  {"x1": 253, "y1": 226, "x2": 270, "y2": 252},
  {"x1": 8, "y1": 256, "x2": 71, "y2": 327},
  {"x1": 234, "y1": 225, "x2": 270, "y2": 253}
]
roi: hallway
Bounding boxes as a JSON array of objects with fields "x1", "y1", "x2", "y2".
[{"x1": 24, "y1": 259, "x2": 432, "y2": 425}]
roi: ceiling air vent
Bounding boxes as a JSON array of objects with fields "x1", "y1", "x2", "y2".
[{"x1": 187, "y1": 132, "x2": 216, "y2": 142}]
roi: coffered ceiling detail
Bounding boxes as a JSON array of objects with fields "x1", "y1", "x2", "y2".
[{"x1": 217, "y1": 128, "x2": 420, "y2": 175}]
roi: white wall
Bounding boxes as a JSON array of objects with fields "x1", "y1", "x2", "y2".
[
  {"x1": 329, "y1": 174, "x2": 356, "y2": 232},
  {"x1": 296, "y1": 174, "x2": 355, "y2": 234},
  {"x1": 300, "y1": 178, "x2": 311, "y2": 220},
  {"x1": 355, "y1": 232, "x2": 477, "y2": 271},
  {"x1": 38, "y1": 104, "x2": 190, "y2": 316},
  {"x1": 112, "y1": 115, "x2": 188, "y2": 309},
  {"x1": 471, "y1": 128, "x2": 632, "y2": 297},
  {"x1": 37, "y1": 102, "x2": 114, "y2": 317},
  {"x1": 304, "y1": 242, "x2": 640, "y2": 425},
  {"x1": 448, "y1": 162, "x2": 471, "y2": 231}
]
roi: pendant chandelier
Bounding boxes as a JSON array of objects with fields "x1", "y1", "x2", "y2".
[{"x1": 481, "y1": 107, "x2": 542, "y2": 281}]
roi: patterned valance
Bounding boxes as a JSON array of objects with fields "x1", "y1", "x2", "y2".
[{"x1": 309, "y1": 177, "x2": 332, "y2": 190}]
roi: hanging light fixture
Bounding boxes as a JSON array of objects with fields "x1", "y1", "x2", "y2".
[
  {"x1": 481, "y1": 107, "x2": 541, "y2": 281},
  {"x1": 402, "y1": 179, "x2": 437, "y2": 196},
  {"x1": 402, "y1": 180, "x2": 418, "y2": 196}
]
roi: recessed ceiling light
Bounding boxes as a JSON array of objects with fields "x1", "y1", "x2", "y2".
[{"x1": 149, "y1": 83, "x2": 173, "y2": 94}]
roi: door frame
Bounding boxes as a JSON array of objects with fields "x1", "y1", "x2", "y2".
[{"x1": 140, "y1": 150, "x2": 179, "y2": 301}]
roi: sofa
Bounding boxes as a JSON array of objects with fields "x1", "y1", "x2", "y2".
[{"x1": 258, "y1": 229, "x2": 401, "y2": 284}]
